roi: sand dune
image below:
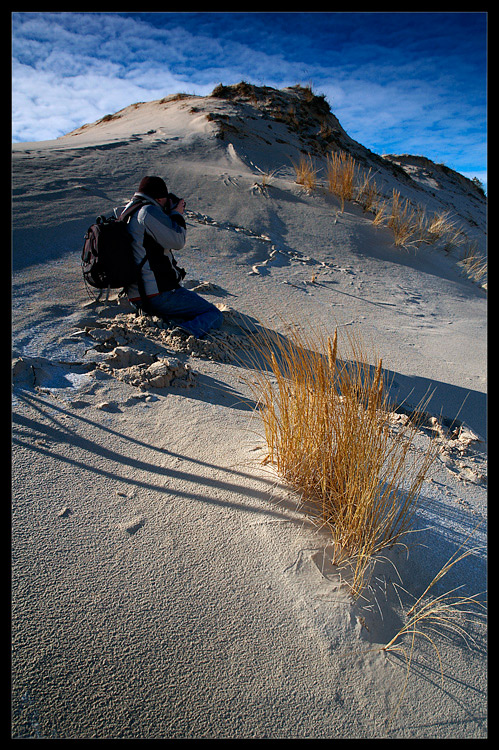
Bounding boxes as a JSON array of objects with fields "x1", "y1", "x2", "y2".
[{"x1": 12, "y1": 83, "x2": 486, "y2": 739}]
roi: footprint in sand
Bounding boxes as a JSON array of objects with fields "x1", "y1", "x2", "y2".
[{"x1": 118, "y1": 517, "x2": 145, "y2": 536}]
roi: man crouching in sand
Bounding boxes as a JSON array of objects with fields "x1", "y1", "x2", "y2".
[{"x1": 122, "y1": 175, "x2": 223, "y2": 338}]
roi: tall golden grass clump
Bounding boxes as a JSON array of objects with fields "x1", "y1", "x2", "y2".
[
  {"x1": 246, "y1": 326, "x2": 437, "y2": 597},
  {"x1": 326, "y1": 150, "x2": 357, "y2": 211}
]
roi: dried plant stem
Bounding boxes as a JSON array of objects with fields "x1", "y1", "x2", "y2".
[
  {"x1": 381, "y1": 527, "x2": 486, "y2": 724},
  {"x1": 384, "y1": 531, "x2": 485, "y2": 651},
  {"x1": 355, "y1": 167, "x2": 380, "y2": 213},
  {"x1": 245, "y1": 325, "x2": 438, "y2": 597}
]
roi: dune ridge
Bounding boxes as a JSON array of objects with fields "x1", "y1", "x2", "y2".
[{"x1": 12, "y1": 83, "x2": 486, "y2": 739}]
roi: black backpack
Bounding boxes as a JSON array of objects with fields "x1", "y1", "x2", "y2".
[{"x1": 81, "y1": 199, "x2": 148, "y2": 304}]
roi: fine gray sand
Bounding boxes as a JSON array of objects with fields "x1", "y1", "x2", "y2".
[{"x1": 12, "y1": 84, "x2": 487, "y2": 739}]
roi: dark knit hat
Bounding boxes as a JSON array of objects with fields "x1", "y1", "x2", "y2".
[{"x1": 138, "y1": 176, "x2": 168, "y2": 199}]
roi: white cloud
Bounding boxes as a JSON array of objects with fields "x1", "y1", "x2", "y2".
[
  {"x1": 11, "y1": 11, "x2": 486, "y2": 184},
  {"x1": 11, "y1": 12, "x2": 303, "y2": 141}
]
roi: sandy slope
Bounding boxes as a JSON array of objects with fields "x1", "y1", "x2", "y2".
[{"x1": 12, "y1": 85, "x2": 487, "y2": 738}]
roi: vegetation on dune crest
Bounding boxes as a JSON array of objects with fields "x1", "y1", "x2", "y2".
[
  {"x1": 290, "y1": 146, "x2": 486, "y2": 286},
  {"x1": 208, "y1": 82, "x2": 486, "y2": 287}
]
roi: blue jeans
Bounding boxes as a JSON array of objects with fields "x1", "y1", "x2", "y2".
[{"x1": 146, "y1": 287, "x2": 223, "y2": 338}]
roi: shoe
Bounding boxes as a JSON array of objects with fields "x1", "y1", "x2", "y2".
[{"x1": 169, "y1": 325, "x2": 193, "y2": 338}]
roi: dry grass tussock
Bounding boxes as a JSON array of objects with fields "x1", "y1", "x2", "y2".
[
  {"x1": 290, "y1": 149, "x2": 486, "y2": 285},
  {"x1": 386, "y1": 190, "x2": 422, "y2": 247},
  {"x1": 355, "y1": 167, "x2": 380, "y2": 214},
  {"x1": 243, "y1": 324, "x2": 486, "y2": 720},
  {"x1": 325, "y1": 151, "x2": 357, "y2": 211},
  {"x1": 245, "y1": 325, "x2": 438, "y2": 598},
  {"x1": 425, "y1": 209, "x2": 464, "y2": 247},
  {"x1": 458, "y1": 242, "x2": 488, "y2": 285},
  {"x1": 292, "y1": 154, "x2": 319, "y2": 193},
  {"x1": 373, "y1": 190, "x2": 466, "y2": 251}
]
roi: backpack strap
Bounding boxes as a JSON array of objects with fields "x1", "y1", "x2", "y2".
[
  {"x1": 117, "y1": 199, "x2": 152, "y2": 314},
  {"x1": 117, "y1": 198, "x2": 147, "y2": 222}
]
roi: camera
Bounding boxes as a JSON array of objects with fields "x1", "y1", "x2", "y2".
[{"x1": 168, "y1": 193, "x2": 181, "y2": 211}]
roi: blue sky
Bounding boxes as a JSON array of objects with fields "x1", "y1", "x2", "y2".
[{"x1": 12, "y1": 11, "x2": 487, "y2": 189}]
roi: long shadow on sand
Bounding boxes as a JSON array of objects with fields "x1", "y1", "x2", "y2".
[{"x1": 12, "y1": 390, "x2": 303, "y2": 524}]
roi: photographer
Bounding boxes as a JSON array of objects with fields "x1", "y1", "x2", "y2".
[{"x1": 123, "y1": 175, "x2": 223, "y2": 338}]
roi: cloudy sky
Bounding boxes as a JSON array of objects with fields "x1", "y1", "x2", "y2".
[{"x1": 12, "y1": 11, "x2": 487, "y2": 188}]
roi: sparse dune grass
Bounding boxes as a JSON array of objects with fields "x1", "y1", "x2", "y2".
[
  {"x1": 325, "y1": 150, "x2": 357, "y2": 211},
  {"x1": 292, "y1": 154, "x2": 319, "y2": 192},
  {"x1": 425, "y1": 209, "x2": 464, "y2": 247},
  {"x1": 372, "y1": 196, "x2": 389, "y2": 227},
  {"x1": 381, "y1": 528, "x2": 486, "y2": 721},
  {"x1": 321, "y1": 151, "x2": 483, "y2": 275},
  {"x1": 290, "y1": 151, "x2": 484, "y2": 285},
  {"x1": 246, "y1": 325, "x2": 438, "y2": 598},
  {"x1": 383, "y1": 530, "x2": 486, "y2": 660},
  {"x1": 355, "y1": 167, "x2": 380, "y2": 213},
  {"x1": 458, "y1": 242, "x2": 487, "y2": 285},
  {"x1": 370, "y1": 188, "x2": 478, "y2": 262},
  {"x1": 386, "y1": 190, "x2": 421, "y2": 247}
]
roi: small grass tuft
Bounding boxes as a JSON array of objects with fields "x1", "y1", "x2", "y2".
[
  {"x1": 458, "y1": 242, "x2": 487, "y2": 285},
  {"x1": 355, "y1": 167, "x2": 381, "y2": 213},
  {"x1": 381, "y1": 527, "x2": 486, "y2": 722},
  {"x1": 292, "y1": 153, "x2": 319, "y2": 192},
  {"x1": 386, "y1": 190, "x2": 421, "y2": 248}
]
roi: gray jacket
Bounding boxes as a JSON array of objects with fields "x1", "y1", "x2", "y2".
[{"x1": 118, "y1": 192, "x2": 187, "y2": 300}]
